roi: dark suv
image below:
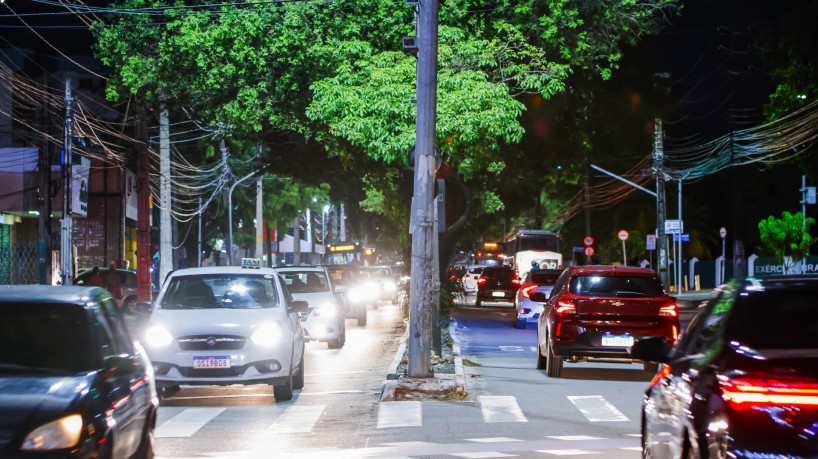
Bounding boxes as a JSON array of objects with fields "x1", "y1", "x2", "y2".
[{"x1": 475, "y1": 266, "x2": 520, "y2": 307}]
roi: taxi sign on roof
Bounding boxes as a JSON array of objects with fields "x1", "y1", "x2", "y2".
[{"x1": 241, "y1": 258, "x2": 262, "y2": 269}]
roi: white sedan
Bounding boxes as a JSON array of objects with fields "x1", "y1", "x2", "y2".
[
  {"x1": 140, "y1": 265, "x2": 307, "y2": 402},
  {"x1": 277, "y1": 266, "x2": 347, "y2": 349}
]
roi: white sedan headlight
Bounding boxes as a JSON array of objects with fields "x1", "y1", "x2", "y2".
[
  {"x1": 348, "y1": 286, "x2": 376, "y2": 303},
  {"x1": 381, "y1": 280, "x2": 397, "y2": 292},
  {"x1": 313, "y1": 302, "x2": 338, "y2": 318},
  {"x1": 22, "y1": 414, "x2": 83, "y2": 451},
  {"x1": 251, "y1": 322, "x2": 283, "y2": 347},
  {"x1": 145, "y1": 325, "x2": 174, "y2": 348}
]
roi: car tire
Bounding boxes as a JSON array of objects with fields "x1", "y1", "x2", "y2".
[
  {"x1": 643, "y1": 361, "x2": 659, "y2": 374},
  {"x1": 515, "y1": 317, "x2": 527, "y2": 329},
  {"x1": 475, "y1": 297, "x2": 482, "y2": 307},
  {"x1": 274, "y1": 373, "x2": 294, "y2": 402},
  {"x1": 328, "y1": 322, "x2": 346, "y2": 349},
  {"x1": 536, "y1": 340, "x2": 547, "y2": 370},
  {"x1": 545, "y1": 338, "x2": 563, "y2": 377},
  {"x1": 158, "y1": 385, "x2": 179, "y2": 402},
  {"x1": 122, "y1": 296, "x2": 137, "y2": 315},
  {"x1": 292, "y1": 349, "x2": 305, "y2": 390},
  {"x1": 357, "y1": 314, "x2": 367, "y2": 326}
]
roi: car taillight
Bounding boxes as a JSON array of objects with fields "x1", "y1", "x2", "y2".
[
  {"x1": 659, "y1": 303, "x2": 678, "y2": 318},
  {"x1": 719, "y1": 375, "x2": 818, "y2": 409},
  {"x1": 512, "y1": 277, "x2": 521, "y2": 286},
  {"x1": 649, "y1": 364, "x2": 671, "y2": 388},
  {"x1": 521, "y1": 285, "x2": 539, "y2": 298},
  {"x1": 477, "y1": 277, "x2": 487, "y2": 285},
  {"x1": 555, "y1": 301, "x2": 576, "y2": 315}
]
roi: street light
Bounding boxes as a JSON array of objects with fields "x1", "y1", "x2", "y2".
[{"x1": 228, "y1": 171, "x2": 258, "y2": 266}]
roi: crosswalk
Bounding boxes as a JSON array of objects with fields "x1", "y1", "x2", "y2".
[{"x1": 156, "y1": 394, "x2": 631, "y2": 438}]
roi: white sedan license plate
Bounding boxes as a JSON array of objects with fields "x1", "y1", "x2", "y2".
[
  {"x1": 193, "y1": 356, "x2": 231, "y2": 369},
  {"x1": 601, "y1": 335, "x2": 634, "y2": 347},
  {"x1": 492, "y1": 291, "x2": 506, "y2": 297}
]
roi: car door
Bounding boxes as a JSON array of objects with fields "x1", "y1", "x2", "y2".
[
  {"x1": 648, "y1": 285, "x2": 736, "y2": 457},
  {"x1": 280, "y1": 277, "x2": 305, "y2": 368},
  {"x1": 96, "y1": 298, "x2": 151, "y2": 457}
]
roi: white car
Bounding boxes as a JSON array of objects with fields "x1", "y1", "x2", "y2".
[
  {"x1": 514, "y1": 269, "x2": 562, "y2": 329},
  {"x1": 140, "y1": 265, "x2": 307, "y2": 402},
  {"x1": 277, "y1": 266, "x2": 347, "y2": 349},
  {"x1": 462, "y1": 265, "x2": 484, "y2": 294}
]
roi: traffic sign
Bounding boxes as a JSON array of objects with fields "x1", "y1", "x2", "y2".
[
  {"x1": 583, "y1": 236, "x2": 594, "y2": 246},
  {"x1": 646, "y1": 234, "x2": 656, "y2": 250},
  {"x1": 673, "y1": 233, "x2": 690, "y2": 242},
  {"x1": 618, "y1": 230, "x2": 629, "y2": 241},
  {"x1": 584, "y1": 246, "x2": 595, "y2": 256},
  {"x1": 719, "y1": 227, "x2": 727, "y2": 239},
  {"x1": 665, "y1": 219, "x2": 684, "y2": 234}
]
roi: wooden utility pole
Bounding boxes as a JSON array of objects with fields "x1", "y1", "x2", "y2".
[{"x1": 407, "y1": 0, "x2": 439, "y2": 378}]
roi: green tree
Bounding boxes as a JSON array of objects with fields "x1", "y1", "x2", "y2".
[{"x1": 758, "y1": 211, "x2": 814, "y2": 272}]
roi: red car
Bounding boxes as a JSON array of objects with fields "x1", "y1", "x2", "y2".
[{"x1": 536, "y1": 265, "x2": 679, "y2": 377}]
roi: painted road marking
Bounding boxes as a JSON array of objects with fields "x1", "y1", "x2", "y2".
[
  {"x1": 479, "y1": 395, "x2": 528, "y2": 423},
  {"x1": 465, "y1": 437, "x2": 523, "y2": 443},
  {"x1": 156, "y1": 407, "x2": 224, "y2": 438},
  {"x1": 568, "y1": 395, "x2": 629, "y2": 422},
  {"x1": 536, "y1": 449, "x2": 598, "y2": 456},
  {"x1": 451, "y1": 453, "x2": 516, "y2": 458},
  {"x1": 378, "y1": 401, "x2": 422, "y2": 428},
  {"x1": 270, "y1": 405, "x2": 325, "y2": 433},
  {"x1": 547, "y1": 436, "x2": 605, "y2": 441}
]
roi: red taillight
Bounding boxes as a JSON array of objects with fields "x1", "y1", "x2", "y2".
[
  {"x1": 512, "y1": 277, "x2": 521, "y2": 286},
  {"x1": 720, "y1": 375, "x2": 818, "y2": 409},
  {"x1": 477, "y1": 277, "x2": 487, "y2": 285},
  {"x1": 555, "y1": 301, "x2": 576, "y2": 315},
  {"x1": 649, "y1": 364, "x2": 671, "y2": 388},
  {"x1": 521, "y1": 285, "x2": 539, "y2": 298},
  {"x1": 659, "y1": 303, "x2": 678, "y2": 318}
]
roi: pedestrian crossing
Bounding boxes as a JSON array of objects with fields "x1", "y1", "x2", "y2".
[{"x1": 156, "y1": 394, "x2": 632, "y2": 438}]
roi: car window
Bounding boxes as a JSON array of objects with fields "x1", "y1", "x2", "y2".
[
  {"x1": 678, "y1": 283, "x2": 737, "y2": 364},
  {"x1": 530, "y1": 271, "x2": 560, "y2": 285},
  {"x1": 279, "y1": 271, "x2": 330, "y2": 294},
  {"x1": 159, "y1": 274, "x2": 279, "y2": 310},
  {"x1": 568, "y1": 275, "x2": 664, "y2": 298},
  {"x1": 549, "y1": 270, "x2": 570, "y2": 299},
  {"x1": 482, "y1": 269, "x2": 514, "y2": 281},
  {"x1": 468, "y1": 267, "x2": 483, "y2": 275},
  {"x1": 98, "y1": 298, "x2": 134, "y2": 355},
  {"x1": 0, "y1": 302, "x2": 101, "y2": 372},
  {"x1": 727, "y1": 287, "x2": 818, "y2": 349}
]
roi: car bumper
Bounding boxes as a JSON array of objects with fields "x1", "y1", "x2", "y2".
[
  {"x1": 516, "y1": 298, "x2": 544, "y2": 321},
  {"x1": 477, "y1": 290, "x2": 516, "y2": 303},
  {"x1": 554, "y1": 331, "x2": 674, "y2": 359},
  {"x1": 302, "y1": 315, "x2": 342, "y2": 341}
]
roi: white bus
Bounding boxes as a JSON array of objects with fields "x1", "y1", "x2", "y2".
[{"x1": 506, "y1": 230, "x2": 563, "y2": 280}]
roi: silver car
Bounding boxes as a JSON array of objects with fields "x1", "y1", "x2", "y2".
[
  {"x1": 462, "y1": 265, "x2": 484, "y2": 294},
  {"x1": 514, "y1": 269, "x2": 562, "y2": 329},
  {"x1": 140, "y1": 266, "x2": 307, "y2": 402},
  {"x1": 278, "y1": 266, "x2": 347, "y2": 349}
]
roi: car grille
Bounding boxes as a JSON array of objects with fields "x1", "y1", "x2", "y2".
[
  {"x1": 177, "y1": 335, "x2": 246, "y2": 350},
  {"x1": 178, "y1": 367, "x2": 244, "y2": 377}
]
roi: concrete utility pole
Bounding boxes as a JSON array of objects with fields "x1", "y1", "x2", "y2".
[
  {"x1": 60, "y1": 78, "x2": 74, "y2": 286},
  {"x1": 136, "y1": 113, "x2": 152, "y2": 300},
  {"x1": 159, "y1": 100, "x2": 172, "y2": 282},
  {"x1": 255, "y1": 143, "x2": 264, "y2": 259},
  {"x1": 653, "y1": 118, "x2": 670, "y2": 288},
  {"x1": 407, "y1": 0, "x2": 439, "y2": 378},
  {"x1": 228, "y1": 171, "x2": 256, "y2": 266}
]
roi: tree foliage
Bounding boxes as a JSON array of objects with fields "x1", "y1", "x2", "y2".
[{"x1": 758, "y1": 211, "x2": 814, "y2": 270}]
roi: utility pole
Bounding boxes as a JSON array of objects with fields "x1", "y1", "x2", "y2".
[
  {"x1": 407, "y1": 0, "x2": 439, "y2": 378},
  {"x1": 653, "y1": 118, "x2": 669, "y2": 289},
  {"x1": 60, "y1": 78, "x2": 74, "y2": 286},
  {"x1": 255, "y1": 143, "x2": 264, "y2": 260},
  {"x1": 293, "y1": 217, "x2": 301, "y2": 265},
  {"x1": 159, "y1": 100, "x2": 172, "y2": 281},
  {"x1": 136, "y1": 111, "x2": 152, "y2": 300},
  {"x1": 584, "y1": 171, "x2": 591, "y2": 264}
]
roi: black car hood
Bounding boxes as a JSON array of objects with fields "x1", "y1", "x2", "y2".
[{"x1": 0, "y1": 372, "x2": 98, "y2": 429}]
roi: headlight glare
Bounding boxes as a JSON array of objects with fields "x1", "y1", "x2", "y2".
[
  {"x1": 314, "y1": 302, "x2": 337, "y2": 318},
  {"x1": 22, "y1": 414, "x2": 83, "y2": 451},
  {"x1": 251, "y1": 322, "x2": 283, "y2": 347},
  {"x1": 145, "y1": 325, "x2": 174, "y2": 347}
]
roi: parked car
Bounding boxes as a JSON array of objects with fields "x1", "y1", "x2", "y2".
[
  {"x1": 462, "y1": 265, "x2": 484, "y2": 294},
  {"x1": 75, "y1": 268, "x2": 157, "y2": 315},
  {"x1": 632, "y1": 275, "x2": 818, "y2": 459},
  {"x1": 139, "y1": 263, "x2": 308, "y2": 402},
  {"x1": 278, "y1": 266, "x2": 347, "y2": 348},
  {"x1": 325, "y1": 264, "x2": 368, "y2": 326},
  {"x1": 536, "y1": 265, "x2": 679, "y2": 377},
  {"x1": 475, "y1": 266, "x2": 520, "y2": 307},
  {"x1": 514, "y1": 268, "x2": 562, "y2": 329},
  {"x1": 0, "y1": 285, "x2": 157, "y2": 458}
]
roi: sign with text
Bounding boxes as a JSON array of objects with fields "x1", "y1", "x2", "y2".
[
  {"x1": 664, "y1": 219, "x2": 683, "y2": 234},
  {"x1": 672, "y1": 233, "x2": 690, "y2": 242},
  {"x1": 646, "y1": 234, "x2": 656, "y2": 250}
]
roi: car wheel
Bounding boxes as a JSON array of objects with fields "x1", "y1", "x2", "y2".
[
  {"x1": 133, "y1": 415, "x2": 156, "y2": 459},
  {"x1": 328, "y1": 322, "x2": 346, "y2": 349},
  {"x1": 536, "y1": 339, "x2": 547, "y2": 370},
  {"x1": 545, "y1": 338, "x2": 563, "y2": 377},
  {"x1": 475, "y1": 297, "x2": 482, "y2": 307},
  {"x1": 515, "y1": 317, "x2": 527, "y2": 329},
  {"x1": 274, "y1": 373, "x2": 294, "y2": 402},
  {"x1": 292, "y1": 349, "x2": 305, "y2": 390},
  {"x1": 123, "y1": 296, "x2": 137, "y2": 315},
  {"x1": 158, "y1": 385, "x2": 179, "y2": 402},
  {"x1": 643, "y1": 361, "x2": 659, "y2": 374},
  {"x1": 357, "y1": 314, "x2": 367, "y2": 326}
]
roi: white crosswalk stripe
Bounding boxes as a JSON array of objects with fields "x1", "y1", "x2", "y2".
[
  {"x1": 377, "y1": 401, "x2": 422, "y2": 428},
  {"x1": 478, "y1": 395, "x2": 528, "y2": 423},
  {"x1": 156, "y1": 407, "x2": 225, "y2": 438},
  {"x1": 270, "y1": 405, "x2": 326, "y2": 433},
  {"x1": 568, "y1": 395, "x2": 629, "y2": 422}
]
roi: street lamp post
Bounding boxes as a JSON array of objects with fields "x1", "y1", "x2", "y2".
[{"x1": 228, "y1": 171, "x2": 257, "y2": 266}]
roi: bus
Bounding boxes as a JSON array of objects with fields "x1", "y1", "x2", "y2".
[
  {"x1": 506, "y1": 230, "x2": 563, "y2": 279},
  {"x1": 472, "y1": 241, "x2": 504, "y2": 267}
]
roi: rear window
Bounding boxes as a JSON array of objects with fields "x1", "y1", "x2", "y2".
[
  {"x1": 468, "y1": 267, "x2": 483, "y2": 275},
  {"x1": 530, "y1": 272, "x2": 560, "y2": 285},
  {"x1": 482, "y1": 268, "x2": 514, "y2": 281},
  {"x1": 728, "y1": 289, "x2": 818, "y2": 349},
  {"x1": 569, "y1": 275, "x2": 664, "y2": 298}
]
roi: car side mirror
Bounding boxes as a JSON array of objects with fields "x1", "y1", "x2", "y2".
[
  {"x1": 289, "y1": 300, "x2": 309, "y2": 313},
  {"x1": 134, "y1": 301, "x2": 153, "y2": 316},
  {"x1": 529, "y1": 292, "x2": 547, "y2": 302},
  {"x1": 630, "y1": 336, "x2": 670, "y2": 364}
]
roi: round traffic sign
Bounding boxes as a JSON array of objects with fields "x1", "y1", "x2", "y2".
[
  {"x1": 618, "y1": 230, "x2": 629, "y2": 241},
  {"x1": 583, "y1": 236, "x2": 594, "y2": 246},
  {"x1": 719, "y1": 227, "x2": 727, "y2": 239},
  {"x1": 584, "y1": 246, "x2": 595, "y2": 256}
]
